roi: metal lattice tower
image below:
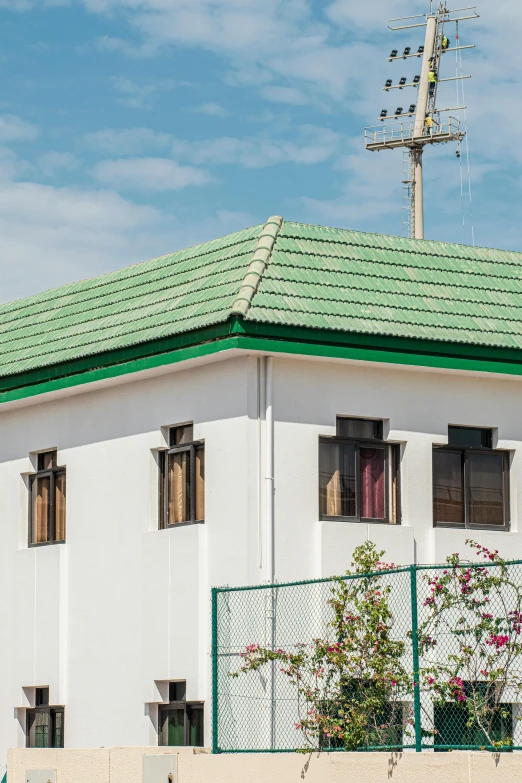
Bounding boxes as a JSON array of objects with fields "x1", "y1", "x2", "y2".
[{"x1": 364, "y1": 2, "x2": 478, "y2": 239}]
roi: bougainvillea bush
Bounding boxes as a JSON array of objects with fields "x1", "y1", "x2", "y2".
[
  {"x1": 231, "y1": 542, "x2": 413, "y2": 752},
  {"x1": 418, "y1": 540, "x2": 522, "y2": 749}
]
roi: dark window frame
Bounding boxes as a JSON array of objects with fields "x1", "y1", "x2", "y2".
[
  {"x1": 432, "y1": 444, "x2": 510, "y2": 531},
  {"x1": 28, "y1": 451, "x2": 66, "y2": 547},
  {"x1": 159, "y1": 434, "x2": 205, "y2": 529},
  {"x1": 158, "y1": 701, "x2": 204, "y2": 747},
  {"x1": 26, "y1": 704, "x2": 65, "y2": 748},
  {"x1": 319, "y1": 435, "x2": 401, "y2": 525}
]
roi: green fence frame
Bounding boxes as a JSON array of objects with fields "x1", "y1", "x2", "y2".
[{"x1": 211, "y1": 559, "x2": 522, "y2": 754}]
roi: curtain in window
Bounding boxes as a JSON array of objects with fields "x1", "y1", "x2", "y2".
[
  {"x1": 195, "y1": 447, "x2": 205, "y2": 521},
  {"x1": 168, "y1": 452, "x2": 190, "y2": 524},
  {"x1": 166, "y1": 709, "x2": 185, "y2": 746},
  {"x1": 33, "y1": 475, "x2": 50, "y2": 543},
  {"x1": 433, "y1": 450, "x2": 464, "y2": 524},
  {"x1": 469, "y1": 453, "x2": 504, "y2": 526},
  {"x1": 52, "y1": 709, "x2": 64, "y2": 748},
  {"x1": 188, "y1": 705, "x2": 204, "y2": 746},
  {"x1": 360, "y1": 447, "x2": 385, "y2": 519},
  {"x1": 55, "y1": 472, "x2": 66, "y2": 541},
  {"x1": 319, "y1": 442, "x2": 342, "y2": 516},
  {"x1": 34, "y1": 711, "x2": 49, "y2": 748}
]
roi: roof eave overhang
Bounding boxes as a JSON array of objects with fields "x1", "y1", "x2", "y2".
[{"x1": 2, "y1": 316, "x2": 522, "y2": 408}]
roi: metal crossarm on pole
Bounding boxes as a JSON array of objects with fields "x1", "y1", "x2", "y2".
[{"x1": 365, "y1": 1, "x2": 476, "y2": 239}]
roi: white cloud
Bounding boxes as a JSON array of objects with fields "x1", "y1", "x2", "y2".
[
  {"x1": 0, "y1": 114, "x2": 38, "y2": 142},
  {"x1": 83, "y1": 127, "x2": 172, "y2": 155},
  {"x1": 171, "y1": 125, "x2": 341, "y2": 168},
  {"x1": 91, "y1": 157, "x2": 213, "y2": 191},
  {"x1": 38, "y1": 151, "x2": 80, "y2": 177},
  {"x1": 325, "y1": 0, "x2": 425, "y2": 28},
  {"x1": 92, "y1": 35, "x2": 159, "y2": 58},
  {"x1": 112, "y1": 76, "x2": 178, "y2": 109},
  {"x1": 79, "y1": 0, "x2": 369, "y2": 102},
  {"x1": 0, "y1": 159, "x2": 256, "y2": 302},
  {"x1": 297, "y1": 140, "x2": 402, "y2": 227},
  {"x1": 192, "y1": 102, "x2": 230, "y2": 117},
  {"x1": 260, "y1": 85, "x2": 309, "y2": 105},
  {"x1": 0, "y1": 0, "x2": 35, "y2": 9},
  {"x1": 0, "y1": 179, "x2": 163, "y2": 302}
]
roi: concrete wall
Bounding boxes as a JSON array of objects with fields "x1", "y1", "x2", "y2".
[
  {"x1": 8, "y1": 747, "x2": 522, "y2": 783},
  {"x1": 2, "y1": 349, "x2": 522, "y2": 763},
  {"x1": 0, "y1": 355, "x2": 261, "y2": 765}
]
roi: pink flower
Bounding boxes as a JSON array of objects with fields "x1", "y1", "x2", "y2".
[{"x1": 486, "y1": 634, "x2": 509, "y2": 649}]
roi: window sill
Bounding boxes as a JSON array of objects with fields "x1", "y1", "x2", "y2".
[
  {"x1": 159, "y1": 520, "x2": 205, "y2": 531},
  {"x1": 319, "y1": 517, "x2": 399, "y2": 526},
  {"x1": 28, "y1": 540, "x2": 66, "y2": 548},
  {"x1": 434, "y1": 523, "x2": 510, "y2": 532}
]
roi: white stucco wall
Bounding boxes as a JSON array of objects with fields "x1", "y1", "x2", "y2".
[{"x1": 1, "y1": 349, "x2": 522, "y2": 764}]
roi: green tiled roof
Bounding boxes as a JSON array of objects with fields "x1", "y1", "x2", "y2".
[{"x1": 3, "y1": 215, "x2": 522, "y2": 382}]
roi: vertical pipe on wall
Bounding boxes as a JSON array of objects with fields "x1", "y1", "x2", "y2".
[
  {"x1": 265, "y1": 355, "x2": 276, "y2": 749},
  {"x1": 265, "y1": 356, "x2": 274, "y2": 583},
  {"x1": 257, "y1": 358, "x2": 264, "y2": 570}
]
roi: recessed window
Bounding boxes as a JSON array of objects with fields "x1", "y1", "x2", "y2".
[
  {"x1": 159, "y1": 424, "x2": 205, "y2": 528},
  {"x1": 433, "y1": 427, "x2": 509, "y2": 530},
  {"x1": 29, "y1": 450, "x2": 66, "y2": 546},
  {"x1": 434, "y1": 682, "x2": 510, "y2": 750},
  {"x1": 26, "y1": 688, "x2": 64, "y2": 748},
  {"x1": 448, "y1": 425, "x2": 492, "y2": 449},
  {"x1": 158, "y1": 681, "x2": 204, "y2": 747},
  {"x1": 319, "y1": 417, "x2": 400, "y2": 524}
]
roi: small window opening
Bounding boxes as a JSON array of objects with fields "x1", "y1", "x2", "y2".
[
  {"x1": 336, "y1": 417, "x2": 383, "y2": 440},
  {"x1": 35, "y1": 687, "x2": 49, "y2": 707},
  {"x1": 159, "y1": 681, "x2": 204, "y2": 747},
  {"x1": 159, "y1": 424, "x2": 205, "y2": 528},
  {"x1": 448, "y1": 426, "x2": 492, "y2": 449},
  {"x1": 26, "y1": 688, "x2": 64, "y2": 748},
  {"x1": 29, "y1": 450, "x2": 66, "y2": 546}
]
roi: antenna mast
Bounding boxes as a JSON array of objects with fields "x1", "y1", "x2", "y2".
[{"x1": 364, "y1": 2, "x2": 478, "y2": 239}]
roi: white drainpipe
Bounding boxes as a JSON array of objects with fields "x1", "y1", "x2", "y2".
[{"x1": 265, "y1": 355, "x2": 275, "y2": 583}]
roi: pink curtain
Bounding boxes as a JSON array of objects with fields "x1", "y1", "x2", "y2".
[{"x1": 360, "y1": 448, "x2": 385, "y2": 519}]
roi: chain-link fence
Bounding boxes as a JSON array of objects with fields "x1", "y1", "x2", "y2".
[{"x1": 211, "y1": 559, "x2": 522, "y2": 753}]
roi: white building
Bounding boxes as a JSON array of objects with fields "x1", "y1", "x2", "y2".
[{"x1": 1, "y1": 215, "x2": 522, "y2": 767}]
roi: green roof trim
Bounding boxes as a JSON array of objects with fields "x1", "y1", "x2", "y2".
[{"x1": 3, "y1": 215, "x2": 522, "y2": 402}]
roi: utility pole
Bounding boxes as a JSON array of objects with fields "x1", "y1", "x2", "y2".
[{"x1": 364, "y1": 2, "x2": 478, "y2": 239}]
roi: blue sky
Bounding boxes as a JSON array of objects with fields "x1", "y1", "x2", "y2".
[{"x1": 0, "y1": 0, "x2": 519, "y2": 301}]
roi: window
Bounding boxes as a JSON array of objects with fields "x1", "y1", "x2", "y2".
[
  {"x1": 319, "y1": 417, "x2": 400, "y2": 524},
  {"x1": 159, "y1": 424, "x2": 205, "y2": 528},
  {"x1": 26, "y1": 688, "x2": 64, "y2": 748},
  {"x1": 158, "y1": 681, "x2": 204, "y2": 747},
  {"x1": 319, "y1": 680, "x2": 403, "y2": 750},
  {"x1": 434, "y1": 682, "x2": 511, "y2": 750},
  {"x1": 433, "y1": 427, "x2": 509, "y2": 530},
  {"x1": 29, "y1": 451, "x2": 66, "y2": 545}
]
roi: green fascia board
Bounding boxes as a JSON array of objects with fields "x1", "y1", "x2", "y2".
[
  {"x1": 3, "y1": 319, "x2": 522, "y2": 406},
  {"x1": 237, "y1": 319, "x2": 522, "y2": 366}
]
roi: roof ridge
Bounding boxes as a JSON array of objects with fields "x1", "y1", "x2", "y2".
[{"x1": 231, "y1": 215, "x2": 283, "y2": 317}]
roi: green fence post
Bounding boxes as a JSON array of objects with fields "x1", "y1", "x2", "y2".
[
  {"x1": 211, "y1": 587, "x2": 219, "y2": 754},
  {"x1": 409, "y1": 564, "x2": 422, "y2": 752}
]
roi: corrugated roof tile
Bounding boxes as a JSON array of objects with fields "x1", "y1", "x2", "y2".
[{"x1": 3, "y1": 216, "x2": 522, "y2": 382}]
